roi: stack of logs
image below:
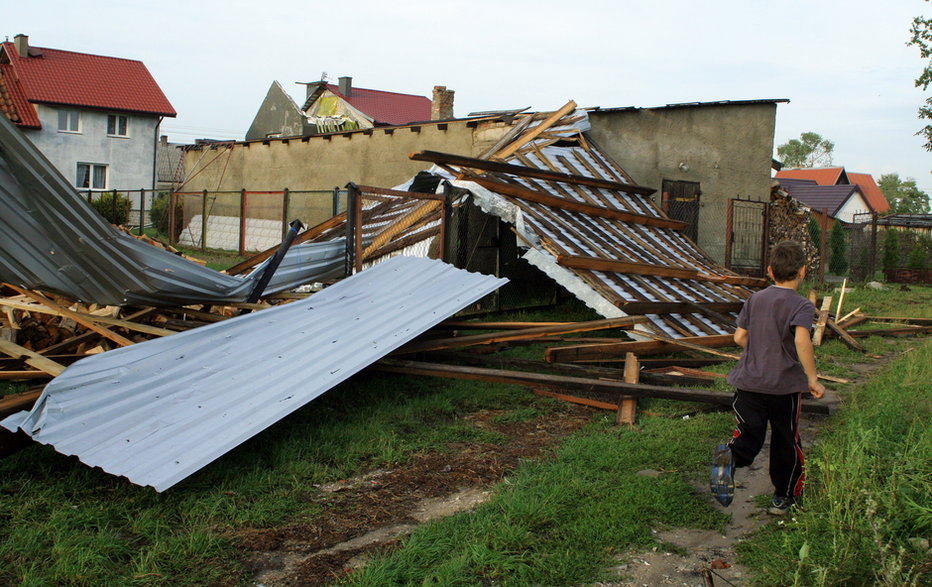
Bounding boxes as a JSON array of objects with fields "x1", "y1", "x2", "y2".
[{"x1": 770, "y1": 185, "x2": 820, "y2": 270}]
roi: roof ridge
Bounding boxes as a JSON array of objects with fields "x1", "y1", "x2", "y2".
[{"x1": 4, "y1": 42, "x2": 146, "y2": 65}]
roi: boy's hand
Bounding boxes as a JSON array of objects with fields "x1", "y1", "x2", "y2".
[{"x1": 808, "y1": 379, "x2": 826, "y2": 399}]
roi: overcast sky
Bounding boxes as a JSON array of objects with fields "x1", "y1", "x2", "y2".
[{"x1": 7, "y1": 0, "x2": 931, "y2": 193}]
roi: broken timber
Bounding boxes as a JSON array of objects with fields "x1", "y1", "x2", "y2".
[
  {"x1": 555, "y1": 255, "x2": 766, "y2": 287},
  {"x1": 375, "y1": 359, "x2": 829, "y2": 414},
  {"x1": 546, "y1": 334, "x2": 735, "y2": 362}
]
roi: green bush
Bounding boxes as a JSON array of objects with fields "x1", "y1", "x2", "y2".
[
  {"x1": 906, "y1": 236, "x2": 929, "y2": 269},
  {"x1": 828, "y1": 221, "x2": 848, "y2": 275},
  {"x1": 882, "y1": 229, "x2": 900, "y2": 270},
  {"x1": 150, "y1": 193, "x2": 183, "y2": 239},
  {"x1": 90, "y1": 191, "x2": 130, "y2": 225},
  {"x1": 807, "y1": 216, "x2": 822, "y2": 247}
]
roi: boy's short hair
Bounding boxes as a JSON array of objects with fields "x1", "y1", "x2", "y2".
[{"x1": 770, "y1": 240, "x2": 807, "y2": 281}]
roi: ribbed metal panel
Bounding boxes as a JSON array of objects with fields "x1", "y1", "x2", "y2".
[
  {"x1": 0, "y1": 116, "x2": 342, "y2": 306},
  {"x1": 2, "y1": 256, "x2": 507, "y2": 491}
]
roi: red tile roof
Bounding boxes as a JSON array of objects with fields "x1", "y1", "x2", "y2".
[
  {"x1": 0, "y1": 42, "x2": 175, "y2": 118},
  {"x1": 323, "y1": 83, "x2": 430, "y2": 125},
  {"x1": 847, "y1": 172, "x2": 890, "y2": 213},
  {"x1": 0, "y1": 64, "x2": 41, "y2": 128},
  {"x1": 774, "y1": 167, "x2": 846, "y2": 186}
]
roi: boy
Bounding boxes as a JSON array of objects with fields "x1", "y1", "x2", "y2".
[{"x1": 710, "y1": 240, "x2": 826, "y2": 515}]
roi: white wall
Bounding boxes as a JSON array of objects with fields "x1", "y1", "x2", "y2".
[
  {"x1": 836, "y1": 191, "x2": 872, "y2": 223},
  {"x1": 26, "y1": 104, "x2": 159, "y2": 191}
]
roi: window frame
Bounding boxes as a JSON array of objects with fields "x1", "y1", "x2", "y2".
[
  {"x1": 57, "y1": 109, "x2": 81, "y2": 133},
  {"x1": 107, "y1": 114, "x2": 129, "y2": 137},
  {"x1": 76, "y1": 163, "x2": 108, "y2": 190}
]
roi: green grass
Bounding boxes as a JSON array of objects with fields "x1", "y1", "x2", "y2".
[
  {"x1": 737, "y1": 338, "x2": 932, "y2": 586},
  {"x1": 345, "y1": 411, "x2": 731, "y2": 586}
]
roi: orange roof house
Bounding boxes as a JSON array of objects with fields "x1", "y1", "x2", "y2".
[{"x1": 775, "y1": 167, "x2": 889, "y2": 213}]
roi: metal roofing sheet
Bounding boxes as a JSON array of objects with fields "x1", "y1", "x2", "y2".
[
  {"x1": 1, "y1": 256, "x2": 507, "y2": 491},
  {"x1": 0, "y1": 115, "x2": 339, "y2": 305}
]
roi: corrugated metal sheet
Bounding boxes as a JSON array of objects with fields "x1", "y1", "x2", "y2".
[
  {"x1": 1, "y1": 256, "x2": 507, "y2": 491},
  {"x1": 0, "y1": 115, "x2": 340, "y2": 305}
]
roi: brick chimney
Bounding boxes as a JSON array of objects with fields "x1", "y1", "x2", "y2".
[
  {"x1": 431, "y1": 86, "x2": 455, "y2": 120},
  {"x1": 13, "y1": 34, "x2": 29, "y2": 58},
  {"x1": 338, "y1": 76, "x2": 352, "y2": 97}
]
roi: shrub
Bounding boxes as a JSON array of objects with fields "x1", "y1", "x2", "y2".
[
  {"x1": 882, "y1": 229, "x2": 900, "y2": 270},
  {"x1": 150, "y1": 192, "x2": 183, "y2": 239},
  {"x1": 828, "y1": 221, "x2": 848, "y2": 275},
  {"x1": 906, "y1": 235, "x2": 930, "y2": 269},
  {"x1": 807, "y1": 216, "x2": 822, "y2": 247},
  {"x1": 90, "y1": 191, "x2": 130, "y2": 225}
]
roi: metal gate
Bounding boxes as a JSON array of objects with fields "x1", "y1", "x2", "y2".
[{"x1": 725, "y1": 198, "x2": 769, "y2": 277}]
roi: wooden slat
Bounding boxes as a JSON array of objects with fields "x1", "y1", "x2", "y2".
[
  {"x1": 619, "y1": 301, "x2": 744, "y2": 315},
  {"x1": 374, "y1": 359, "x2": 830, "y2": 414},
  {"x1": 0, "y1": 298, "x2": 171, "y2": 338},
  {"x1": 812, "y1": 295, "x2": 833, "y2": 346},
  {"x1": 546, "y1": 333, "x2": 736, "y2": 362},
  {"x1": 825, "y1": 319, "x2": 865, "y2": 353},
  {"x1": 395, "y1": 316, "x2": 647, "y2": 354},
  {"x1": 535, "y1": 389, "x2": 618, "y2": 411},
  {"x1": 864, "y1": 315, "x2": 932, "y2": 325},
  {"x1": 410, "y1": 150, "x2": 656, "y2": 196},
  {"x1": 556, "y1": 255, "x2": 766, "y2": 287},
  {"x1": 617, "y1": 352, "x2": 638, "y2": 425},
  {"x1": 0, "y1": 388, "x2": 43, "y2": 417},
  {"x1": 362, "y1": 200, "x2": 440, "y2": 259},
  {"x1": 491, "y1": 101, "x2": 578, "y2": 160},
  {"x1": 466, "y1": 174, "x2": 687, "y2": 230},
  {"x1": 0, "y1": 339, "x2": 66, "y2": 376},
  {"x1": 0, "y1": 371, "x2": 53, "y2": 380}
]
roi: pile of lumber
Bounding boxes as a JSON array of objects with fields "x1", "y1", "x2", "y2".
[{"x1": 770, "y1": 186, "x2": 820, "y2": 270}]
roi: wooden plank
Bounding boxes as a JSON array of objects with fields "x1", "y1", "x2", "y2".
[
  {"x1": 835, "y1": 278, "x2": 848, "y2": 318},
  {"x1": 491, "y1": 101, "x2": 578, "y2": 160},
  {"x1": 362, "y1": 200, "x2": 440, "y2": 259},
  {"x1": 410, "y1": 150, "x2": 656, "y2": 196},
  {"x1": 685, "y1": 301, "x2": 738, "y2": 330},
  {"x1": 0, "y1": 388, "x2": 42, "y2": 418},
  {"x1": 0, "y1": 371, "x2": 53, "y2": 381},
  {"x1": 864, "y1": 315, "x2": 932, "y2": 325},
  {"x1": 225, "y1": 212, "x2": 348, "y2": 275},
  {"x1": 845, "y1": 325, "x2": 932, "y2": 337},
  {"x1": 812, "y1": 295, "x2": 833, "y2": 346},
  {"x1": 374, "y1": 359, "x2": 831, "y2": 414},
  {"x1": 546, "y1": 333, "x2": 736, "y2": 363},
  {"x1": 836, "y1": 314, "x2": 867, "y2": 330},
  {"x1": 2, "y1": 285, "x2": 135, "y2": 347},
  {"x1": 825, "y1": 319, "x2": 865, "y2": 353},
  {"x1": 466, "y1": 174, "x2": 687, "y2": 230},
  {"x1": 555, "y1": 255, "x2": 766, "y2": 287},
  {"x1": 395, "y1": 316, "x2": 648, "y2": 354},
  {"x1": 534, "y1": 389, "x2": 618, "y2": 411},
  {"x1": 617, "y1": 352, "x2": 638, "y2": 425},
  {"x1": 439, "y1": 321, "x2": 572, "y2": 330},
  {"x1": 619, "y1": 301, "x2": 744, "y2": 315},
  {"x1": 0, "y1": 299, "x2": 170, "y2": 338},
  {"x1": 0, "y1": 339, "x2": 66, "y2": 376},
  {"x1": 836, "y1": 307, "x2": 862, "y2": 325}
]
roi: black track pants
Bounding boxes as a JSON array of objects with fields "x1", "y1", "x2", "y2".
[{"x1": 727, "y1": 390, "x2": 805, "y2": 498}]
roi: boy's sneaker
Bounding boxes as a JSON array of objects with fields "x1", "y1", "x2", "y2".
[
  {"x1": 768, "y1": 495, "x2": 794, "y2": 516},
  {"x1": 710, "y1": 444, "x2": 735, "y2": 506}
]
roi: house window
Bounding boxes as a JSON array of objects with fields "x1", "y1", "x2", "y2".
[
  {"x1": 76, "y1": 163, "x2": 107, "y2": 189},
  {"x1": 107, "y1": 114, "x2": 129, "y2": 137},
  {"x1": 58, "y1": 109, "x2": 80, "y2": 133}
]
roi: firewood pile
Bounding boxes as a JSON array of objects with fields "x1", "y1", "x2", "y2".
[{"x1": 770, "y1": 185, "x2": 820, "y2": 270}]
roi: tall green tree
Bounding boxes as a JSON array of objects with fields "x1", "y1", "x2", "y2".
[
  {"x1": 907, "y1": 12, "x2": 932, "y2": 151},
  {"x1": 828, "y1": 221, "x2": 848, "y2": 275},
  {"x1": 878, "y1": 173, "x2": 931, "y2": 214},
  {"x1": 776, "y1": 132, "x2": 835, "y2": 168}
]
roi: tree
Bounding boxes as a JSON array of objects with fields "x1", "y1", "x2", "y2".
[
  {"x1": 878, "y1": 173, "x2": 931, "y2": 214},
  {"x1": 882, "y1": 228, "x2": 900, "y2": 270},
  {"x1": 907, "y1": 13, "x2": 932, "y2": 151},
  {"x1": 828, "y1": 221, "x2": 848, "y2": 275},
  {"x1": 776, "y1": 132, "x2": 835, "y2": 168}
]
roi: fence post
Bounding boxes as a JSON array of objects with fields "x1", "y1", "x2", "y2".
[
  {"x1": 201, "y1": 189, "x2": 208, "y2": 251},
  {"x1": 344, "y1": 183, "x2": 358, "y2": 277},
  {"x1": 819, "y1": 209, "x2": 828, "y2": 283},
  {"x1": 724, "y1": 198, "x2": 734, "y2": 270},
  {"x1": 760, "y1": 200, "x2": 770, "y2": 276},
  {"x1": 332, "y1": 186, "x2": 341, "y2": 216},
  {"x1": 282, "y1": 188, "x2": 290, "y2": 240},
  {"x1": 138, "y1": 188, "x2": 146, "y2": 236},
  {"x1": 87, "y1": 189, "x2": 93, "y2": 204},
  {"x1": 112, "y1": 189, "x2": 118, "y2": 224},
  {"x1": 169, "y1": 189, "x2": 177, "y2": 246},
  {"x1": 869, "y1": 212, "x2": 878, "y2": 279},
  {"x1": 239, "y1": 188, "x2": 247, "y2": 256},
  {"x1": 441, "y1": 181, "x2": 452, "y2": 263}
]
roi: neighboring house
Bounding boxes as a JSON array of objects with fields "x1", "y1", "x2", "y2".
[
  {"x1": 156, "y1": 135, "x2": 184, "y2": 191},
  {"x1": 246, "y1": 76, "x2": 451, "y2": 140},
  {"x1": 777, "y1": 177, "x2": 873, "y2": 223},
  {"x1": 775, "y1": 167, "x2": 889, "y2": 213},
  {"x1": 0, "y1": 34, "x2": 176, "y2": 194},
  {"x1": 587, "y1": 99, "x2": 789, "y2": 263}
]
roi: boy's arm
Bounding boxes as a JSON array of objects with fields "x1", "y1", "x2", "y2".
[
  {"x1": 794, "y1": 325, "x2": 825, "y2": 398},
  {"x1": 734, "y1": 327, "x2": 748, "y2": 349}
]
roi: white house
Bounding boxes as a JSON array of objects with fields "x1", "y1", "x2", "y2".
[{"x1": 0, "y1": 34, "x2": 176, "y2": 197}]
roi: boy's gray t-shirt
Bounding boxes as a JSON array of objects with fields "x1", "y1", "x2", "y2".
[{"x1": 726, "y1": 286, "x2": 816, "y2": 395}]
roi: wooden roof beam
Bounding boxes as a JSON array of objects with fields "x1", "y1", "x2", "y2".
[
  {"x1": 410, "y1": 150, "x2": 656, "y2": 196},
  {"x1": 556, "y1": 255, "x2": 767, "y2": 287}
]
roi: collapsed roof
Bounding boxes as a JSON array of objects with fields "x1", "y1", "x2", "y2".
[
  {"x1": 0, "y1": 115, "x2": 344, "y2": 306},
  {"x1": 410, "y1": 102, "x2": 764, "y2": 337}
]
